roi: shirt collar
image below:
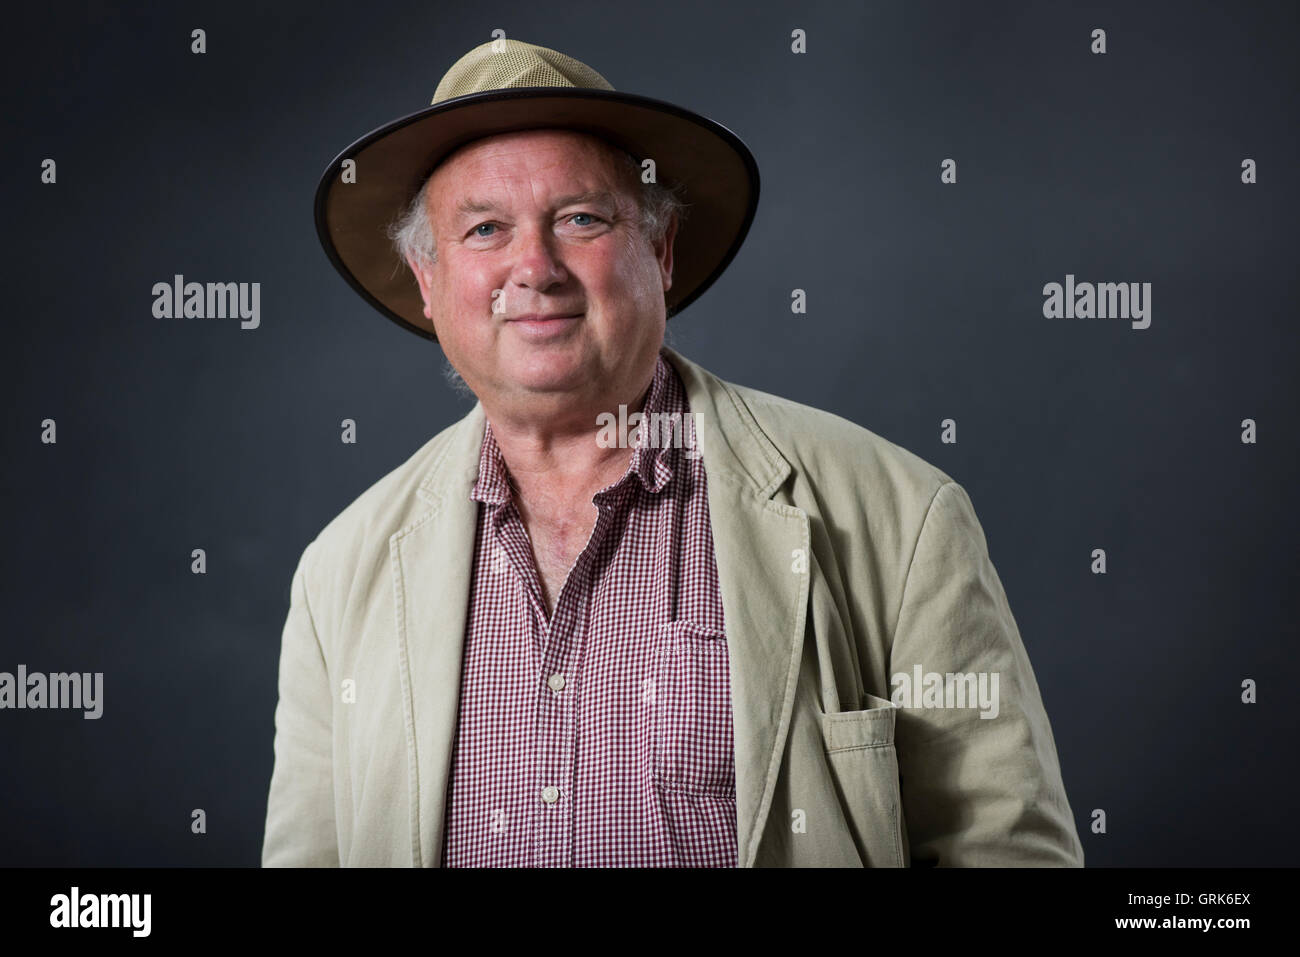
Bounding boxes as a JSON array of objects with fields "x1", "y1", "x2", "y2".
[{"x1": 471, "y1": 352, "x2": 685, "y2": 507}]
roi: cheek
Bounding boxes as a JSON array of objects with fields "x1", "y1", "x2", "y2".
[
  {"x1": 437, "y1": 259, "x2": 498, "y2": 311},
  {"x1": 620, "y1": 243, "x2": 666, "y2": 303},
  {"x1": 591, "y1": 237, "x2": 659, "y2": 299}
]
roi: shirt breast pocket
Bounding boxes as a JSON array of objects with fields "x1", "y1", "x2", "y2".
[{"x1": 651, "y1": 620, "x2": 736, "y2": 796}]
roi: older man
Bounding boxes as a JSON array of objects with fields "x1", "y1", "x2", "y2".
[{"x1": 263, "y1": 38, "x2": 1085, "y2": 867}]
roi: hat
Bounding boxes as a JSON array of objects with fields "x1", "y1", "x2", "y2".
[{"x1": 314, "y1": 38, "x2": 761, "y2": 342}]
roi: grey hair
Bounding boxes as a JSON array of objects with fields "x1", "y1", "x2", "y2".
[
  {"x1": 386, "y1": 146, "x2": 689, "y2": 289},
  {"x1": 440, "y1": 352, "x2": 477, "y2": 402}
]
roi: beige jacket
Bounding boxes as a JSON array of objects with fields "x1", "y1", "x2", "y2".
[{"x1": 262, "y1": 345, "x2": 1085, "y2": 867}]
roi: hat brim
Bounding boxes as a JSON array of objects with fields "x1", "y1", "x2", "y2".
[{"x1": 314, "y1": 87, "x2": 760, "y2": 342}]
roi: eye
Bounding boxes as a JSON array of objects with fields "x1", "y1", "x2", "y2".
[
  {"x1": 473, "y1": 222, "x2": 497, "y2": 237},
  {"x1": 568, "y1": 212, "x2": 603, "y2": 227}
]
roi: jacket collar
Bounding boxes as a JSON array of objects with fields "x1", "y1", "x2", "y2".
[{"x1": 391, "y1": 345, "x2": 810, "y2": 866}]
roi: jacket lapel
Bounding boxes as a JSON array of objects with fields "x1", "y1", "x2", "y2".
[
  {"x1": 389, "y1": 401, "x2": 484, "y2": 867},
  {"x1": 662, "y1": 347, "x2": 811, "y2": 867},
  {"x1": 391, "y1": 347, "x2": 811, "y2": 868}
]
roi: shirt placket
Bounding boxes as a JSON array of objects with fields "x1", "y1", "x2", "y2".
[{"x1": 496, "y1": 488, "x2": 625, "y2": 868}]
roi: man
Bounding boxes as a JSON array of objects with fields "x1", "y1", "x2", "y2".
[{"x1": 263, "y1": 38, "x2": 1085, "y2": 867}]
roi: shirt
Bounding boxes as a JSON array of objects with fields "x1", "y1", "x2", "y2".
[{"x1": 440, "y1": 351, "x2": 737, "y2": 867}]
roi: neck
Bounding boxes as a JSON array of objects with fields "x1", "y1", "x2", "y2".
[{"x1": 482, "y1": 359, "x2": 658, "y2": 508}]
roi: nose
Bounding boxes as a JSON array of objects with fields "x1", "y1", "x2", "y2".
[{"x1": 507, "y1": 222, "x2": 568, "y2": 293}]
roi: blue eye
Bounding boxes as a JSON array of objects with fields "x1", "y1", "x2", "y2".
[
  {"x1": 570, "y1": 213, "x2": 595, "y2": 226},
  {"x1": 474, "y1": 223, "x2": 497, "y2": 237}
]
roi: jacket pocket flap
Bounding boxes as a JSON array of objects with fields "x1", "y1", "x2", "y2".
[{"x1": 820, "y1": 692, "x2": 898, "y2": 752}]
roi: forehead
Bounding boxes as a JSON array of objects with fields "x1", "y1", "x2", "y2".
[{"x1": 425, "y1": 129, "x2": 634, "y2": 211}]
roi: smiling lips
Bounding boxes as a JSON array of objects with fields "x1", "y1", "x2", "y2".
[
  {"x1": 505, "y1": 313, "x2": 583, "y2": 338},
  {"x1": 507, "y1": 313, "x2": 582, "y2": 322}
]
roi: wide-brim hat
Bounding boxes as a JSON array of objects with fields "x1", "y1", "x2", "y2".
[{"x1": 314, "y1": 38, "x2": 761, "y2": 342}]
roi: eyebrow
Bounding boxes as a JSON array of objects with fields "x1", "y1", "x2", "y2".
[{"x1": 453, "y1": 190, "x2": 620, "y2": 221}]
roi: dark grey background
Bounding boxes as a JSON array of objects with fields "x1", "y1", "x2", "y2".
[{"x1": 2, "y1": 0, "x2": 1296, "y2": 867}]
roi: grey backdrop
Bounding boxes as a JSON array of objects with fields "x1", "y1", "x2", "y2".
[{"x1": 2, "y1": 0, "x2": 1296, "y2": 866}]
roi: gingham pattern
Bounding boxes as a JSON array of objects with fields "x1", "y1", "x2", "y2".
[{"x1": 441, "y1": 353, "x2": 736, "y2": 867}]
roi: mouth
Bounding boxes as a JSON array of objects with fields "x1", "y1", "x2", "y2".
[
  {"x1": 506, "y1": 313, "x2": 583, "y2": 332},
  {"x1": 508, "y1": 313, "x2": 582, "y2": 322}
]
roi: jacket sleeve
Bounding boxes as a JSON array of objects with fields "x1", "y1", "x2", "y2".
[
  {"x1": 261, "y1": 541, "x2": 340, "y2": 866},
  {"x1": 888, "y1": 481, "x2": 1084, "y2": 866}
]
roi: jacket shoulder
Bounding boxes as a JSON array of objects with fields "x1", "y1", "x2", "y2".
[
  {"x1": 298, "y1": 406, "x2": 479, "y2": 573},
  {"x1": 723, "y1": 378, "x2": 954, "y2": 503}
]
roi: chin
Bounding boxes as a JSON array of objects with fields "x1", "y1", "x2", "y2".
[{"x1": 510, "y1": 358, "x2": 588, "y2": 392}]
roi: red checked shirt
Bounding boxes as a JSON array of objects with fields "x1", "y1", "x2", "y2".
[{"x1": 440, "y1": 352, "x2": 737, "y2": 867}]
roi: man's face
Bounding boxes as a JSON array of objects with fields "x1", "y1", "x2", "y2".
[{"x1": 408, "y1": 129, "x2": 676, "y2": 411}]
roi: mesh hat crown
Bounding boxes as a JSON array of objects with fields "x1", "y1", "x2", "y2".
[
  {"x1": 433, "y1": 40, "x2": 614, "y2": 100},
  {"x1": 315, "y1": 38, "x2": 760, "y2": 342}
]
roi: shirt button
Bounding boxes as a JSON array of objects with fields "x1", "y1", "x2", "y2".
[
  {"x1": 547, "y1": 673, "x2": 566, "y2": 692},
  {"x1": 541, "y1": 786, "x2": 560, "y2": 804}
]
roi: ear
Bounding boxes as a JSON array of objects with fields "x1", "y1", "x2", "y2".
[
  {"x1": 406, "y1": 255, "x2": 435, "y2": 320},
  {"x1": 654, "y1": 211, "x2": 678, "y2": 294}
]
